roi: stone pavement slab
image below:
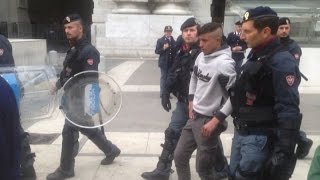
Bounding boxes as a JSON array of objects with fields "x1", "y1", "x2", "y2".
[{"x1": 30, "y1": 132, "x2": 315, "y2": 180}]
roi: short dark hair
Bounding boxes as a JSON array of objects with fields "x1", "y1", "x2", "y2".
[
  {"x1": 252, "y1": 16, "x2": 279, "y2": 35},
  {"x1": 198, "y1": 22, "x2": 223, "y2": 36}
]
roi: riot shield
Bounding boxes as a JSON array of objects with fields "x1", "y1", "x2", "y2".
[
  {"x1": 0, "y1": 66, "x2": 58, "y2": 124},
  {"x1": 59, "y1": 71, "x2": 122, "y2": 128}
]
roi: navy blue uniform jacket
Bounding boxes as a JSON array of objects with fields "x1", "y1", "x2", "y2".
[
  {"x1": 155, "y1": 36, "x2": 176, "y2": 69},
  {"x1": 0, "y1": 76, "x2": 21, "y2": 180}
]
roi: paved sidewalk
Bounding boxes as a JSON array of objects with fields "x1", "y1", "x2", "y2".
[{"x1": 28, "y1": 112, "x2": 317, "y2": 180}]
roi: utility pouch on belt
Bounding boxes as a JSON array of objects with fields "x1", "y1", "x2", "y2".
[{"x1": 235, "y1": 106, "x2": 274, "y2": 128}]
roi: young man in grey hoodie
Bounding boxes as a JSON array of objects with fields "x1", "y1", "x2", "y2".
[{"x1": 174, "y1": 22, "x2": 236, "y2": 180}]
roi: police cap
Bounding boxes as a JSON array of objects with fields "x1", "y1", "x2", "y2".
[
  {"x1": 180, "y1": 17, "x2": 199, "y2": 31},
  {"x1": 279, "y1": 17, "x2": 291, "y2": 26},
  {"x1": 242, "y1": 6, "x2": 278, "y2": 22},
  {"x1": 164, "y1": 25, "x2": 173, "y2": 32},
  {"x1": 235, "y1": 21, "x2": 241, "y2": 25},
  {"x1": 63, "y1": 14, "x2": 83, "y2": 25}
]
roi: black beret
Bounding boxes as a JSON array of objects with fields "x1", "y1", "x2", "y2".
[
  {"x1": 235, "y1": 21, "x2": 241, "y2": 25},
  {"x1": 63, "y1": 14, "x2": 83, "y2": 25},
  {"x1": 180, "y1": 17, "x2": 199, "y2": 31},
  {"x1": 242, "y1": 6, "x2": 278, "y2": 22},
  {"x1": 279, "y1": 17, "x2": 291, "y2": 26},
  {"x1": 164, "y1": 25, "x2": 173, "y2": 32}
]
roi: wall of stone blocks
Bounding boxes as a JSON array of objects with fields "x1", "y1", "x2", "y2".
[{"x1": 10, "y1": 39, "x2": 47, "y2": 66}]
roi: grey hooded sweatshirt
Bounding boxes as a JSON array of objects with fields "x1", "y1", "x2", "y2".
[{"x1": 189, "y1": 45, "x2": 236, "y2": 121}]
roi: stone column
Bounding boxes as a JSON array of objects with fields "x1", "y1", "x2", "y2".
[
  {"x1": 112, "y1": 0, "x2": 150, "y2": 14},
  {"x1": 152, "y1": 0, "x2": 191, "y2": 15}
]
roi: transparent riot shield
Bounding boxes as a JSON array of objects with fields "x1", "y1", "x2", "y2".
[
  {"x1": 59, "y1": 71, "x2": 122, "y2": 128},
  {"x1": 0, "y1": 66, "x2": 58, "y2": 124}
]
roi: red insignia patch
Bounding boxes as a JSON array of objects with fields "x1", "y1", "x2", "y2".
[
  {"x1": 87, "y1": 59, "x2": 94, "y2": 65},
  {"x1": 286, "y1": 75, "x2": 295, "y2": 86},
  {"x1": 0, "y1": 49, "x2": 4, "y2": 56}
]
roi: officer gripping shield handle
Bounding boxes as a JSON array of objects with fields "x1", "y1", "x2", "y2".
[
  {"x1": 59, "y1": 70, "x2": 122, "y2": 129},
  {"x1": 47, "y1": 14, "x2": 121, "y2": 180},
  {"x1": 0, "y1": 65, "x2": 60, "y2": 180}
]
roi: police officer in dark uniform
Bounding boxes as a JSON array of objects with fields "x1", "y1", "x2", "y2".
[
  {"x1": 156, "y1": 25, "x2": 176, "y2": 98},
  {"x1": 277, "y1": 17, "x2": 302, "y2": 65},
  {"x1": 226, "y1": 21, "x2": 247, "y2": 74},
  {"x1": 141, "y1": 18, "x2": 202, "y2": 180},
  {"x1": 0, "y1": 34, "x2": 15, "y2": 66},
  {"x1": 0, "y1": 75, "x2": 21, "y2": 180},
  {"x1": 224, "y1": 7, "x2": 302, "y2": 180},
  {"x1": 47, "y1": 14, "x2": 120, "y2": 180},
  {"x1": 277, "y1": 17, "x2": 313, "y2": 159},
  {"x1": 0, "y1": 33, "x2": 37, "y2": 179}
]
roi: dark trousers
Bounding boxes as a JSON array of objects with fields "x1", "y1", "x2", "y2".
[
  {"x1": 160, "y1": 67, "x2": 170, "y2": 97},
  {"x1": 59, "y1": 120, "x2": 114, "y2": 172},
  {"x1": 18, "y1": 123, "x2": 35, "y2": 170}
]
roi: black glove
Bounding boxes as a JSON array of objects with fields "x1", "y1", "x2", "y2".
[{"x1": 161, "y1": 94, "x2": 171, "y2": 112}]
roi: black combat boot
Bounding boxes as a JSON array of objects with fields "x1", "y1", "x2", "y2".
[
  {"x1": 141, "y1": 157, "x2": 172, "y2": 180},
  {"x1": 20, "y1": 166, "x2": 36, "y2": 180},
  {"x1": 141, "y1": 128, "x2": 177, "y2": 180},
  {"x1": 46, "y1": 168, "x2": 75, "y2": 180},
  {"x1": 296, "y1": 138, "x2": 313, "y2": 159},
  {"x1": 101, "y1": 145, "x2": 121, "y2": 165}
]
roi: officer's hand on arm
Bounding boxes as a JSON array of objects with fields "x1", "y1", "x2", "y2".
[
  {"x1": 50, "y1": 84, "x2": 58, "y2": 95},
  {"x1": 188, "y1": 101, "x2": 194, "y2": 120},
  {"x1": 161, "y1": 94, "x2": 171, "y2": 112},
  {"x1": 232, "y1": 46, "x2": 242, "y2": 52},
  {"x1": 201, "y1": 117, "x2": 220, "y2": 137}
]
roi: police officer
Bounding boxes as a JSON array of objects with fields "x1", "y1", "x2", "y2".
[
  {"x1": 156, "y1": 25, "x2": 176, "y2": 98},
  {"x1": 0, "y1": 75, "x2": 21, "y2": 180},
  {"x1": 223, "y1": 6, "x2": 302, "y2": 180},
  {"x1": 277, "y1": 17, "x2": 313, "y2": 159},
  {"x1": 277, "y1": 17, "x2": 302, "y2": 65},
  {"x1": 226, "y1": 21, "x2": 247, "y2": 74},
  {"x1": 0, "y1": 34, "x2": 15, "y2": 66},
  {"x1": 141, "y1": 18, "x2": 201, "y2": 180},
  {"x1": 0, "y1": 33, "x2": 37, "y2": 179},
  {"x1": 47, "y1": 14, "x2": 120, "y2": 180}
]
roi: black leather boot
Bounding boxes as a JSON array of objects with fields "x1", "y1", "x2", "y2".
[
  {"x1": 47, "y1": 168, "x2": 75, "y2": 180},
  {"x1": 101, "y1": 145, "x2": 121, "y2": 165},
  {"x1": 141, "y1": 128, "x2": 177, "y2": 180}
]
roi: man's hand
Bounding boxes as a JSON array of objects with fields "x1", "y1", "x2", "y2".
[
  {"x1": 161, "y1": 94, "x2": 171, "y2": 112},
  {"x1": 188, "y1": 101, "x2": 194, "y2": 120},
  {"x1": 50, "y1": 84, "x2": 58, "y2": 95},
  {"x1": 201, "y1": 117, "x2": 220, "y2": 137},
  {"x1": 163, "y1": 43, "x2": 169, "y2": 50},
  {"x1": 232, "y1": 46, "x2": 242, "y2": 52}
]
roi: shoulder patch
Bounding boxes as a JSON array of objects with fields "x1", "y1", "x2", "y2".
[
  {"x1": 87, "y1": 59, "x2": 94, "y2": 65},
  {"x1": 0, "y1": 49, "x2": 4, "y2": 56},
  {"x1": 286, "y1": 75, "x2": 295, "y2": 86}
]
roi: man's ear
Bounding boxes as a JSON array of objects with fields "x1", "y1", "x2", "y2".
[{"x1": 262, "y1": 27, "x2": 271, "y2": 38}]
